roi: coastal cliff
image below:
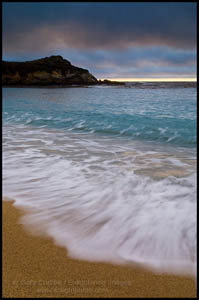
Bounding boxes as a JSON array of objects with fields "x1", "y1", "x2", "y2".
[{"x1": 2, "y1": 55, "x2": 98, "y2": 86}]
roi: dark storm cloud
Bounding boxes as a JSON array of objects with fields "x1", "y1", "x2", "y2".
[
  {"x1": 2, "y1": 3, "x2": 196, "y2": 78},
  {"x1": 3, "y1": 2, "x2": 196, "y2": 53}
]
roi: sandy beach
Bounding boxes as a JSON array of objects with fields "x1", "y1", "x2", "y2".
[{"x1": 3, "y1": 200, "x2": 196, "y2": 298}]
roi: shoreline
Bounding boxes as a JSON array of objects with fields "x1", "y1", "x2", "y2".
[
  {"x1": 2, "y1": 83, "x2": 196, "y2": 89},
  {"x1": 3, "y1": 200, "x2": 197, "y2": 298}
]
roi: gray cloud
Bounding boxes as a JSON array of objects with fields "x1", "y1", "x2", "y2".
[
  {"x1": 2, "y1": 3, "x2": 196, "y2": 78},
  {"x1": 3, "y1": 2, "x2": 196, "y2": 53}
]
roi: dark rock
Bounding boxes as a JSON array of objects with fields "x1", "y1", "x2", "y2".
[
  {"x1": 2, "y1": 55, "x2": 98, "y2": 86},
  {"x1": 98, "y1": 79, "x2": 125, "y2": 86}
]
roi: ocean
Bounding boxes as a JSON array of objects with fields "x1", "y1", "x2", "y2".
[{"x1": 3, "y1": 85, "x2": 196, "y2": 276}]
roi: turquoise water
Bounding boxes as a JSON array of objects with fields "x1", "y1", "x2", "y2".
[
  {"x1": 3, "y1": 86, "x2": 196, "y2": 276},
  {"x1": 3, "y1": 87, "x2": 196, "y2": 147}
]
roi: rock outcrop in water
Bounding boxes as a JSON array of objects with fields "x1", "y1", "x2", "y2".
[
  {"x1": 2, "y1": 55, "x2": 98, "y2": 86},
  {"x1": 98, "y1": 79, "x2": 125, "y2": 86}
]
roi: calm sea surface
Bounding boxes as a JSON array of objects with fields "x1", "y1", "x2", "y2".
[{"x1": 3, "y1": 86, "x2": 196, "y2": 276}]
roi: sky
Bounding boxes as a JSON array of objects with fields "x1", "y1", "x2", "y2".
[{"x1": 2, "y1": 2, "x2": 197, "y2": 80}]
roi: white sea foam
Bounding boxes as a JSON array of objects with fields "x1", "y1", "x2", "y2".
[{"x1": 3, "y1": 124, "x2": 196, "y2": 277}]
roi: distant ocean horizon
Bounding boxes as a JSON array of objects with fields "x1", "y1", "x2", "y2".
[
  {"x1": 3, "y1": 85, "x2": 196, "y2": 276},
  {"x1": 98, "y1": 78, "x2": 197, "y2": 82}
]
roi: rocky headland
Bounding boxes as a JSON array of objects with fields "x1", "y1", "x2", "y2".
[
  {"x1": 2, "y1": 55, "x2": 196, "y2": 88},
  {"x1": 2, "y1": 55, "x2": 98, "y2": 86}
]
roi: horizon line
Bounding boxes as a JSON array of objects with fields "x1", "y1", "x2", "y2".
[{"x1": 99, "y1": 78, "x2": 197, "y2": 82}]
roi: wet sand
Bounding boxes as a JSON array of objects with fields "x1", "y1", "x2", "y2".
[{"x1": 3, "y1": 200, "x2": 197, "y2": 298}]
